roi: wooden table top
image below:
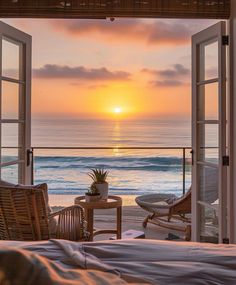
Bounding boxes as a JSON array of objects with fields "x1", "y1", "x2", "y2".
[{"x1": 74, "y1": 195, "x2": 122, "y2": 209}]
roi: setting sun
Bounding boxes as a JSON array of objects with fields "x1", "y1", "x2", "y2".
[{"x1": 114, "y1": 107, "x2": 122, "y2": 114}]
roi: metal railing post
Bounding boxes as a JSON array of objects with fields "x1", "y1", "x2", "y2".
[{"x1": 183, "y1": 148, "x2": 186, "y2": 195}]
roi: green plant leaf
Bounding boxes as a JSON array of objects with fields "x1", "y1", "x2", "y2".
[{"x1": 88, "y1": 168, "x2": 109, "y2": 183}]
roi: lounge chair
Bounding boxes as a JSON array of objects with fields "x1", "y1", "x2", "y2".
[
  {"x1": 0, "y1": 184, "x2": 89, "y2": 241},
  {"x1": 135, "y1": 190, "x2": 191, "y2": 240}
]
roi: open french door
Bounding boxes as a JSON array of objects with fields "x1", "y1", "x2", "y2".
[
  {"x1": 192, "y1": 22, "x2": 228, "y2": 243},
  {"x1": 0, "y1": 21, "x2": 31, "y2": 184}
]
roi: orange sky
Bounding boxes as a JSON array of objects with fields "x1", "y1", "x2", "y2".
[{"x1": 3, "y1": 18, "x2": 217, "y2": 120}]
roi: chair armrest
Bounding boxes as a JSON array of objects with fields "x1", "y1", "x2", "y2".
[
  {"x1": 49, "y1": 205, "x2": 82, "y2": 218},
  {"x1": 49, "y1": 205, "x2": 90, "y2": 241}
]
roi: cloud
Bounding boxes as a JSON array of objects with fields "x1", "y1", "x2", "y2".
[
  {"x1": 50, "y1": 19, "x2": 193, "y2": 46},
  {"x1": 143, "y1": 64, "x2": 190, "y2": 78},
  {"x1": 87, "y1": 84, "x2": 108, "y2": 89},
  {"x1": 158, "y1": 64, "x2": 190, "y2": 78},
  {"x1": 206, "y1": 67, "x2": 218, "y2": 78},
  {"x1": 143, "y1": 64, "x2": 190, "y2": 87},
  {"x1": 150, "y1": 80, "x2": 183, "y2": 87},
  {"x1": 33, "y1": 64, "x2": 131, "y2": 81}
]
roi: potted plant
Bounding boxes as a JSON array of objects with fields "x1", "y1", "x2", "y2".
[
  {"x1": 85, "y1": 184, "x2": 101, "y2": 202},
  {"x1": 88, "y1": 168, "x2": 109, "y2": 200}
]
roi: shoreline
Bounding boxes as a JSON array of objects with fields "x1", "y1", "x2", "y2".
[{"x1": 49, "y1": 194, "x2": 138, "y2": 207}]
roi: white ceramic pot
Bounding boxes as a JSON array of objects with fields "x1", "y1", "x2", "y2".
[
  {"x1": 85, "y1": 193, "x2": 101, "y2": 203},
  {"x1": 95, "y1": 182, "x2": 108, "y2": 200}
]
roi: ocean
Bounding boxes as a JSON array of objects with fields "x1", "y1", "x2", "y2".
[
  {"x1": 31, "y1": 118, "x2": 192, "y2": 197},
  {"x1": 1, "y1": 118, "x2": 192, "y2": 197}
]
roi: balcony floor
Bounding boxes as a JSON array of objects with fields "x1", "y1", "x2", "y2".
[
  {"x1": 93, "y1": 205, "x2": 186, "y2": 241},
  {"x1": 51, "y1": 195, "x2": 186, "y2": 241}
]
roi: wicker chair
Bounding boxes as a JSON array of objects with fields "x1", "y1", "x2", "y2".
[
  {"x1": 136, "y1": 190, "x2": 191, "y2": 240},
  {"x1": 0, "y1": 186, "x2": 89, "y2": 241}
]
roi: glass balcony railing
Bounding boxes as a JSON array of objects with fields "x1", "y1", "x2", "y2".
[{"x1": 29, "y1": 147, "x2": 192, "y2": 201}]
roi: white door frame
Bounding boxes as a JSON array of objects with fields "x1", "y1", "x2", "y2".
[
  {"x1": 192, "y1": 21, "x2": 227, "y2": 242},
  {"x1": 0, "y1": 21, "x2": 32, "y2": 184},
  {"x1": 229, "y1": 2, "x2": 236, "y2": 244}
]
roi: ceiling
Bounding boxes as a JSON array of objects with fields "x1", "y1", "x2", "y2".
[{"x1": 0, "y1": 0, "x2": 230, "y2": 19}]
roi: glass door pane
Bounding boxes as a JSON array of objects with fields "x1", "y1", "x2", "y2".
[
  {"x1": 0, "y1": 21, "x2": 32, "y2": 184},
  {"x1": 1, "y1": 164, "x2": 19, "y2": 184},
  {"x1": 198, "y1": 82, "x2": 219, "y2": 121},
  {"x1": 198, "y1": 124, "x2": 219, "y2": 164},
  {"x1": 198, "y1": 165, "x2": 219, "y2": 242},
  {"x1": 2, "y1": 38, "x2": 20, "y2": 80},
  {"x1": 199, "y1": 203, "x2": 219, "y2": 243},
  {"x1": 1, "y1": 81, "x2": 19, "y2": 119},
  {"x1": 204, "y1": 41, "x2": 218, "y2": 81},
  {"x1": 198, "y1": 37, "x2": 219, "y2": 242}
]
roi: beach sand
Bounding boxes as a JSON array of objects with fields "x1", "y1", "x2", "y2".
[{"x1": 49, "y1": 194, "x2": 137, "y2": 207}]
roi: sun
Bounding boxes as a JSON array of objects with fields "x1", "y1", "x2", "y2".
[{"x1": 114, "y1": 107, "x2": 122, "y2": 114}]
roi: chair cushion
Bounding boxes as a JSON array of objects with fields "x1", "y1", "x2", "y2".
[
  {"x1": 166, "y1": 197, "x2": 177, "y2": 204},
  {"x1": 0, "y1": 180, "x2": 16, "y2": 187},
  {"x1": 49, "y1": 216, "x2": 58, "y2": 237},
  {"x1": 153, "y1": 201, "x2": 169, "y2": 206}
]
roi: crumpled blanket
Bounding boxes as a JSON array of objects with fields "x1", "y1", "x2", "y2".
[
  {"x1": 3, "y1": 238, "x2": 236, "y2": 284},
  {"x1": 0, "y1": 246, "x2": 135, "y2": 285},
  {"x1": 42, "y1": 239, "x2": 236, "y2": 285},
  {"x1": 79, "y1": 239, "x2": 236, "y2": 285}
]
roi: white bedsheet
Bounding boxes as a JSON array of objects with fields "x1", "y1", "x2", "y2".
[{"x1": 1, "y1": 239, "x2": 236, "y2": 284}]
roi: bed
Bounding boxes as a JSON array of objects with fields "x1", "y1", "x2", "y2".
[{"x1": 1, "y1": 239, "x2": 236, "y2": 284}]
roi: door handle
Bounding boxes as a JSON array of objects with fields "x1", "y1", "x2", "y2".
[
  {"x1": 190, "y1": 150, "x2": 194, "y2": 165},
  {"x1": 26, "y1": 149, "x2": 33, "y2": 166}
]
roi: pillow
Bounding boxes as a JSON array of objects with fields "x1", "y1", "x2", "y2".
[
  {"x1": 0, "y1": 179, "x2": 15, "y2": 187},
  {"x1": 0, "y1": 180, "x2": 57, "y2": 236},
  {"x1": 17, "y1": 183, "x2": 57, "y2": 236},
  {"x1": 18, "y1": 183, "x2": 51, "y2": 214},
  {"x1": 0, "y1": 180, "x2": 51, "y2": 213}
]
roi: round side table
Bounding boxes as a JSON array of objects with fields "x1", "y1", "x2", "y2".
[{"x1": 75, "y1": 195, "x2": 122, "y2": 241}]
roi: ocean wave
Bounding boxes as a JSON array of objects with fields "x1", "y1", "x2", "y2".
[
  {"x1": 39, "y1": 164, "x2": 182, "y2": 171},
  {"x1": 46, "y1": 188, "x2": 184, "y2": 196},
  {"x1": 35, "y1": 156, "x2": 190, "y2": 172}
]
